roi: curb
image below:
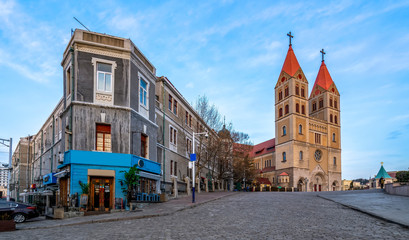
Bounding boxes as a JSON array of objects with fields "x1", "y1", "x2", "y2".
[
  {"x1": 317, "y1": 195, "x2": 409, "y2": 229},
  {"x1": 16, "y1": 192, "x2": 237, "y2": 231}
]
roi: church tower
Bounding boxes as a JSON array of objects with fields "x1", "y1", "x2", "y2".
[{"x1": 274, "y1": 32, "x2": 310, "y2": 189}]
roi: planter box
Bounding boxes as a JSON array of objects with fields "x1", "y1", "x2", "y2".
[{"x1": 0, "y1": 220, "x2": 16, "y2": 232}]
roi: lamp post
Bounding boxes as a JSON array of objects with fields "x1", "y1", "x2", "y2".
[{"x1": 192, "y1": 131, "x2": 208, "y2": 203}]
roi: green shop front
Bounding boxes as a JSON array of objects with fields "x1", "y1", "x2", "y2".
[{"x1": 57, "y1": 150, "x2": 161, "y2": 211}]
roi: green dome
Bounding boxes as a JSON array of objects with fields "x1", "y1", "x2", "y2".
[{"x1": 375, "y1": 165, "x2": 392, "y2": 179}]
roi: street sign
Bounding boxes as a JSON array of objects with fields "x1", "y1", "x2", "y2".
[
  {"x1": 189, "y1": 161, "x2": 193, "y2": 169},
  {"x1": 190, "y1": 153, "x2": 196, "y2": 161}
]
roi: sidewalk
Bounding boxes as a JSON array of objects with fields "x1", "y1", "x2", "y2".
[
  {"x1": 318, "y1": 189, "x2": 409, "y2": 228},
  {"x1": 16, "y1": 191, "x2": 237, "y2": 231}
]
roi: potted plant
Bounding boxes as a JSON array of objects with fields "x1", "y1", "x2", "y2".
[
  {"x1": 0, "y1": 211, "x2": 15, "y2": 232},
  {"x1": 120, "y1": 164, "x2": 140, "y2": 209},
  {"x1": 79, "y1": 181, "x2": 90, "y2": 211}
]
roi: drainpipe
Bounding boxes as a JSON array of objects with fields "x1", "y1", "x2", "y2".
[{"x1": 162, "y1": 78, "x2": 166, "y2": 191}]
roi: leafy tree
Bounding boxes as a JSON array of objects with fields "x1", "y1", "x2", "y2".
[
  {"x1": 120, "y1": 164, "x2": 140, "y2": 206},
  {"x1": 396, "y1": 171, "x2": 409, "y2": 182}
]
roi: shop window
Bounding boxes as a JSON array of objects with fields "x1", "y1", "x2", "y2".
[{"x1": 96, "y1": 124, "x2": 111, "y2": 152}]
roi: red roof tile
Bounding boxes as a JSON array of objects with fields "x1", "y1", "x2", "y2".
[
  {"x1": 279, "y1": 172, "x2": 289, "y2": 176},
  {"x1": 250, "y1": 138, "x2": 275, "y2": 158},
  {"x1": 311, "y1": 61, "x2": 334, "y2": 92},
  {"x1": 256, "y1": 177, "x2": 271, "y2": 185},
  {"x1": 281, "y1": 45, "x2": 301, "y2": 77}
]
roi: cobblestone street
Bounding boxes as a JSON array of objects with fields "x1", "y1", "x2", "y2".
[{"x1": 1, "y1": 192, "x2": 408, "y2": 239}]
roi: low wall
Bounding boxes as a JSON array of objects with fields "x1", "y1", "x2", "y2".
[{"x1": 385, "y1": 183, "x2": 409, "y2": 197}]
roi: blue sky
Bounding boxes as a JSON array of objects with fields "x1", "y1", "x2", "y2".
[{"x1": 0, "y1": 0, "x2": 408, "y2": 179}]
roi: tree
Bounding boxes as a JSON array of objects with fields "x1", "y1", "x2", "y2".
[{"x1": 120, "y1": 165, "x2": 140, "y2": 206}]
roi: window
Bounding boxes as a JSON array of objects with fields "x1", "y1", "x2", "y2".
[
  {"x1": 319, "y1": 99, "x2": 323, "y2": 109},
  {"x1": 312, "y1": 102, "x2": 317, "y2": 111},
  {"x1": 332, "y1": 133, "x2": 336, "y2": 142},
  {"x1": 334, "y1": 100, "x2": 338, "y2": 109},
  {"x1": 282, "y1": 152, "x2": 286, "y2": 162},
  {"x1": 185, "y1": 111, "x2": 189, "y2": 124},
  {"x1": 282, "y1": 126, "x2": 287, "y2": 136},
  {"x1": 299, "y1": 124, "x2": 302, "y2": 134},
  {"x1": 296, "y1": 103, "x2": 300, "y2": 113},
  {"x1": 333, "y1": 157, "x2": 337, "y2": 166},
  {"x1": 315, "y1": 133, "x2": 321, "y2": 144},
  {"x1": 139, "y1": 78, "x2": 148, "y2": 108},
  {"x1": 285, "y1": 86, "x2": 289, "y2": 97},
  {"x1": 170, "y1": 126, "x2": 177, "y2": 146},
  {"x1": 174, "y1": 161, "x2": 178, "y2": 177},
  {"x1": 279, "y1": 108, "x2": 283, "y2": 117},
  {"x1": 330, "y1": 98, "x2": 333, "y2": 107},
  {"x1": 66, "y1": 67, "x2": 71, "y2": 95},
  {"x1": 301, "y1": 87, "x2": 305, "y2": 97},
  {"x1": 141, "y1": 134, "x2": 148, "y2": 158},
  {"x1": 96, "y1": 124, "x2": 111, "y2": 152},
  {"x1": 186, "y1": 138, "x2": 192, "y2": 154},
  {"x1": 334, "y1": 115, "x2": 338, "y2": 124},
  {"x1": 330, "y1": 114, "x2": 333, "y2": 123},
  {"x1": 170, "y1": 160, "x2": 173, "y2": 175},
  {"x1": 97, "y1": 63, "x2": 112, "y2": 92},
  {"x1": 173, "y1": 99, "x2": 178, "y2": 115},
  {"x1": 189, "y1": 115, "x2": 192, "y2": 127},
  {"x1": 295, "y1": 85, "x2": 299, "y2": 95},
  {"x1": 279, "y1": 91, "x2": 283, "y2": 101},
  {"x1": 168, "y1": 95, "x2": 172, "y2": 111},
  {"x1": 299, "y1": 151, "x2": 303, "y2": 160},
  {"x1": 285, "y1": 104, "x2": 289, "y2": 114},
  {"x1": 302, "y1": 105, "x2": 305, "y2": 114}
]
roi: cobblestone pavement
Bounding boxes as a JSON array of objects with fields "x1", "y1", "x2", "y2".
[{"x1": 1, "y1": 192, "x2": 409, "y2": 240}]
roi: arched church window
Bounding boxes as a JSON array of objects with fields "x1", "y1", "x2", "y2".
[
  {"x1": 301, "y1": 87, "x2": 305, "y2": 97},
  {"x1": 285, "y1": 104, "x2": 289, "y2": 114},
  {"x1": 312, "y1": 102, "x2": 317, "y2": 111},
  {"x1": 330, "y1": 114, "x2": 333, "y2": 123},
  {"x1": 285, "y1": 86, "x2": 289, "y2": 97},
  {"x1": 282, "y1": 126, "x2": 287, "y2": 136},
  {"x1": 299, "y1": 124, "x2": 302, "y2": 134},
  {"x1": 299, "y1": 151, "x2": 303, "y2": 160},
  {"x1": 295, "y1": 85, "x2": 299, "y2": 95},
  {"x1": 330, "y1": 98, "x2": 333, "y2": 107},
  {"x1": 301, "y1": 105, "x2": 305, "y2": 114},
  {"x1": 332, "y1": 133, "x2": 336, "y2": 142},
  {"x1": 296, "y1": 103, "x2": 300, "y2": 113},
  {"x1": 279, "y1": 108, "x2": 283, "y2": 117},
  {"x1": 333, "y1": 157, "x2": 337, "y2": 166},
  {"x1": 334, "y1": 99, "x2": 338, "y2": 109},
  {"x1": 282, "y1": 152, "x2": 286, "y2": 162},
  {"x1": 335, "y1": 115, "x2": 338, "y2": 124},
  {"x1": 279, "y1": 91, "x2": 283, "y2": 101},
  {"x1": 319, "y1": 98, "x2": 324, "y2": 108}
]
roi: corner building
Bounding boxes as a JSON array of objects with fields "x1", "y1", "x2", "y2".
[{"x1": 254, "y1": 43, "x2": 341, "y2": 192}]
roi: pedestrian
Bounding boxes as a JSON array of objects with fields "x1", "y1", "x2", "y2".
[{"x1": 379, "y1": 177, "x2": 385, "y2": 189}]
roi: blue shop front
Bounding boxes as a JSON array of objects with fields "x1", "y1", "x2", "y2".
[{"x1": 57, "y1": 150, "x2": 161, "y2": 211}]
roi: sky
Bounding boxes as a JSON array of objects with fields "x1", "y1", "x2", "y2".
[{"x1": 0, "y1": 0, "x2": 408, "y2": 180}]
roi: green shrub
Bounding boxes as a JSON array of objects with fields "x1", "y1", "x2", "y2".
[{"x1": 396, "y1": 171, "x2": 409, "y2": 182}]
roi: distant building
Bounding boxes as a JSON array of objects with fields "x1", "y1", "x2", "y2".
[
  {"x1": 369, "y1": 163, "x2": 395, "y2": 189},
  {"x1": 251, "y1": 35, "x2": 342, "y2": 192},
  {"x1": 0, "y1": 164, "x2": 9, "y2": 198}
]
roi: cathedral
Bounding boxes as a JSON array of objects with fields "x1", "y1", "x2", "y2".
[{"x1": 251, "y1": 33, "x2": 341, "y2": 191}]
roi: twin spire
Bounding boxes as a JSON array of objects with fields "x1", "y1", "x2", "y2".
[{"x1": 280, "y1": 32, "x2": 335, "y2": 92}]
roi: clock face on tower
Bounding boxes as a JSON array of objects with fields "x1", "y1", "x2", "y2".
[{"x1": 314, "y1": 150, "x2": 322, "y2": 162}]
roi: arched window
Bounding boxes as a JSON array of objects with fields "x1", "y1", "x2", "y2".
[
  {"x1": 295, "y1": 85, "x2": 299, "y2": 95},
  {"x1": 282, "y1": 126, "x2": 287, "y2": 136},
  {"x1": 335, "y1": 115, "x2": 338, "y2": 124},
  {"x1": 301, "y1": 87, "x2": 305, "y2": 97},
  {"x1": 282, "y1": 152, "x2": 286, "y2": 162},
  {"x1": 333, "y1": 157, "x2": 337, "y2": 166},
  {"x1": 279, "y1": 91, "x2": 283, "y2": 101},
  {"x1": 301, "y1": 105, "x2": 305, "y2": 114},
  {"x1": 332, "y1": 133, "x2": 336, "y2": 142},
  {"x1": 285, "y1": 86, "x2": 289, "y2": 97},
  {"x1": 279, "y1": 108, "x2": 283, "y2": 117},
  {"x1": 299, "y1": 151, "x2": 303, "y2": 160},
  {"x1": 299, "y1": 124, "x2": 302, "y2": 134},
  {"x1": 312, "y1": 102, "x2": 317, "y2": 111},
  {"x1": 285, "y1": 104, "x2": 289, "y2": 114},
  {"x1": 334, "y1": 99, "x2": 338, "y2": 109},
  {"x1": 319, "y1": 98, "x2": 324, "y2": 108},
  {"x1": 330, "y1": 98, "x2": 333, "y2": 107},
  {"x1": 330, "y1": 114, "x2": 333, "y2": 123},
  {"x1": 296, "y1": 103, "x2": 300, "y2": 113}
]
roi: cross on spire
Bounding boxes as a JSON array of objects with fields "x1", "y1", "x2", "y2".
[
  {"x1": 287, "y1": 31, "x2": 293, "y2": 46},
  {"x1": 320, "y1": 48, "x2": 326, "y2": 62}
]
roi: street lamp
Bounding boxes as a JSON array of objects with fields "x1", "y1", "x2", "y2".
[{"x1": 192, "y1": 131, "x2": 208, "y2": 203}]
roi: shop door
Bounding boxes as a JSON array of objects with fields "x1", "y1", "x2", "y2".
[
  {"x1": 59, "y1": 178, "x2": 69, "y2": 207},
  {"x1": 90, "y1": 177, "x2": 113, "y2": 211}
]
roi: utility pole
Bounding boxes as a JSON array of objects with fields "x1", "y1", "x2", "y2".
[{"x1": 0, "y1": 137, "x2": 12, "y2": 201}]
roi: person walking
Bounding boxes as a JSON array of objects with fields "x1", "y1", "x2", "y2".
[{"x1": 379, "y1": 177, "x2": 385, "y2": 189}]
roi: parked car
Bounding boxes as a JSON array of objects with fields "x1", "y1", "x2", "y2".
[{"x1": 0, "y1": 201, "x2": 39, "y2": 223}]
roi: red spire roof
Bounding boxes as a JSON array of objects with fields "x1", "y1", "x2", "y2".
[
  {"x1": 281, "y1": 45, "x2": 301, "y2": 76},
  {"x1": 312, "y1": 61, "x2": 334, "y2": 91}
]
